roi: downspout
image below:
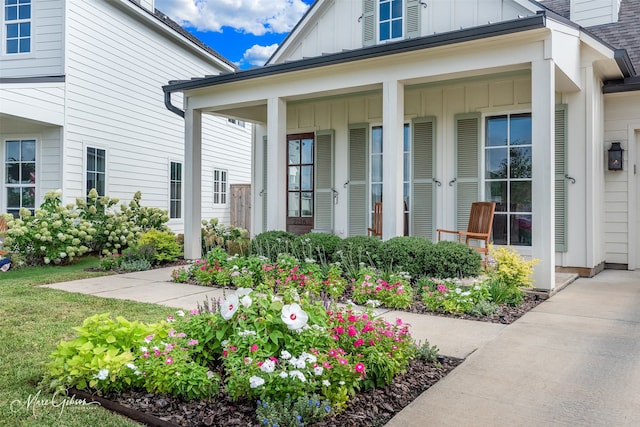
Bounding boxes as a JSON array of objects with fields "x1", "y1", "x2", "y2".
[{"x1": 163, "y1": 87, "x2": 185, "y2": 118}]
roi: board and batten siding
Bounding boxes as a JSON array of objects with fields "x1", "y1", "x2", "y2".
[
  {"x1": 271, "y1": 0, "x2": 535, "y2": 64},
  {"x1": 603, "y1": 92, "x2": 639, "y2": 266},
  {"x1": 0, "y1": 0, "x2": 64, "y2": 78},
  {"x1": 570, "y1": 0, "x2": 621, "y2": 27},
  {"x1": 62, "y1": 0, "x2": 250, "y2": 233}
]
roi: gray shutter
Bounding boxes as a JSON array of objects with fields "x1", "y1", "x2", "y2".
[
  {"x1": 262, "y1": 135, "x2": 268, "y2": 232},
  {"x1": 555, "y1": 105, "x2": 568, "y2": 252},
  {"x1": 348, "y1": 124, "x2": 369, "y2": 236},
  {"x1": 315, "y1": 130, "x2": 334, "y2": 232},
  {"x1": 406, "y1": 0, "x2": 421, "y2": 39},
  {"x1": 412, "y1": 117, "x2": 435, "y2": 239},
  {"x1": 362, "y1": 0, "x2": 376, "y2": 47},
  {"x1": 455, "y1": 113, "x2": 481, "y2": 229}
]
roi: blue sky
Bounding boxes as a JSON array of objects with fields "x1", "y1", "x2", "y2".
[{"x1": 155, "y1": 0, "x2": 315, "y2": 69}]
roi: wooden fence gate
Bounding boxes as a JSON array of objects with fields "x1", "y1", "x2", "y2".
[{"x1": 230, "y1": 184, "x2": 251, "y2": 234}]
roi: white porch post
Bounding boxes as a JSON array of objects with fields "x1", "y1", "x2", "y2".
[
  {"x1": 382, "y1": 80, "x2": 405, "y2": 239},
  {"x1": 184, "y1": 107, "x2": 202, "y2": 260},
  {"x1": 531, "y1": 59, "x2": 555, "y2": 291},
  {"x1": 266, "y1": 97, "x2": 287, "y2": 231}
]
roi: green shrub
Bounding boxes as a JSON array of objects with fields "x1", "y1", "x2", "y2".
[
  {"x1": 424, "y1": 241, "x2": 481, "y2": 278},
  {"x1": 293, "y1": 232, "x2": 342, "y2": 263},
  {"x1": 136, "y1": 229, "x2": 181, "y2": 264},
  {"x1": 378, "y1": 236, "x2": 433, "y2": 278},
  {"x1": 488, "y1": 245, "x2": 538, "y2": 288},
  {"x1": 256, "y1": 395, "x2": 332, "y2": 427},
  {"x1": 334, "y1": 236, "x2": 381, "y2": 278},
  {"x1": 250, "y1": 230, "x2": 296, "y2": 261}
]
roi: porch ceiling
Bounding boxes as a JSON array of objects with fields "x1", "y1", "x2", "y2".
[{"x1": 0, "y1": 113, "x2": 60, "y2": 134}]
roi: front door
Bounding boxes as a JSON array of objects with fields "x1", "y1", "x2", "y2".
[{"x1": 287, "y1": 133, "x2": 314, "y2": 235}]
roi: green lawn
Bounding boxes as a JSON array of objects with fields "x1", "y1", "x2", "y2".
[{"x1": 0, "y1": 257, "x2": 176, "y2": 426}]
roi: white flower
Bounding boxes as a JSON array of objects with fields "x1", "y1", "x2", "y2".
[
  {"x1": 280, "y1": 350, "x2": 292, "y2": 360},
  {"x1": 314, "y1": 366, "x2": 324, "y2": 376},
  {"x1": 236, "y1": 288, "x2": 253, "y2": 307},
  {"x1": 94, "y1": 369, "x2": 109, "y2": 381},
  {"x1": 260, "y1": 360, "x2": 276, "y2": 373},
  {"x1": 140, "y1": 346, "x2": 148, "y2": 352},
  {"x1": 281, "y1": 303, "x2": 309, "y2": 331},
  {"x1": 176, "y1": 310, "x2": 185, "y2": 317},
  {"x1": 240, "y1": 295, "x2": 252, "y2": 308},
  {"x1": 303, "y1": 352, "x2": 317, "y2": 364},
  {"x1": 289, "y1": 370, "x2": 306, "y2": 382},
  {"x1": 455, "y1": 288, "x2": 462, "y2": 294},
  {"x1": 220, "y1": 294, "x2": 239, "y2": 320},
  {"x1": 322, "y1": 380, "x2": 331, "y2": 387},
  {"x1": 304, "y1": 258, "x2": 316, "y2": 264},
  {"x1": 238, "y1": 330, "x2": 257, "y2": 337},
  {"x1": 279, "y1": 371, "x2": 288, "y2": 378},
  {"x1": 289, "y1": 356, "x2": 306, "y2": 369},
  {"x1": 249, "y1": 376, "x2": 265, "y2": 388},
  {"x1": 206, "y1": 370, "x2": 215, "y2": 380}
]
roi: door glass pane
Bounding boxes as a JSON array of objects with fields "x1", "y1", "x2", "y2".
[
  {"x1": 372, "y1": 127, "x2": 383, "y2": 154},
  {"x1": 301, "y1": 192, "x2": 313, "y2": 217},
  {"x1": 510, "y1": 114, "x2": 532, "y2": 145},
  {"x1": 511, "y1": 214, "x2": 532, "y2": 245},
  {"x1": 301, "y1": 165, "x2": 312, "y2": 191},
  {"x1": 371, "y1": 183, "x2": 382, "y2": 205},
  {"x1": 486, "y1": 182, "x2": 507, "y2": 212},
  {"x1": 288, "y1": 166, "x2": 300, "y2": 190},
  {"x1": 492, "y1": 214, "x2": 508, "y2": 245},
  {"x1": 486, "y1": 116, "x2": 508, "y2": 147},
  {"x1": 288, "y1": 140, "x2": 300, "y2": 164},
  {"x1": 288, "y1": 192, "x2": 300, "y2": 217},
  {"x1": 510, "y1": 181, "x2": 532, "y2": 212},
  {"x1": 372, "y1": 155, "x2": 382, "y2": 182},
  {"x1": 301, "y1": 138, "x2": 313, "y2": 164},
  {"x1": 6, "y1": 163, "x2": 19, "y2": 183},
  {"x1": 485, "y1": 148, "x2": 507, "y2": 179},
  {"x1": 509, "y1": 147, "x2": 531, "y2": 178}
]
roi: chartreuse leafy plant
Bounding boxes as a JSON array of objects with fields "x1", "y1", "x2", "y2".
[
  {"x1": 43, "y1": 312, "x2": 220, "y2": 401},
  {"x1": 486, "y1": 245, "x2": 539, "y2": 305}
]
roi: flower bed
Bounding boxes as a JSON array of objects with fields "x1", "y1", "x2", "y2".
[{"x1": 43, "y1": 284, "x2": 449, "y2": 426}]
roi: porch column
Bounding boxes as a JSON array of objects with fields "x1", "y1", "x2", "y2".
[
  {"x1": 531, "y1": 58, "x2": 555, "y2": 291},
  {"x1": 266, "y1": 97, "x2": 287, "y2": 231},
  {"x1": 184, "y1": 107, "x2": 202, "y2": 260},
  {"x1": 382, "y1": 80, "x2": 405, "y2": 238}
]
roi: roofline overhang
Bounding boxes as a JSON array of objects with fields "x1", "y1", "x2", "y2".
[
  {"x1": 163, "y1": 12, "x2": 547, "y2": 96},
  {"x1": 603, "y1": 75, "x2": 640, "y2": 94}
]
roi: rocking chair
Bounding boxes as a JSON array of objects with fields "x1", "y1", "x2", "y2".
[
  {"x1": 367, "y1": 202, "x2": 382, "y2": 237},
  {"x1": 436, "y1": 201, "x2": 496, "y2": 262}
]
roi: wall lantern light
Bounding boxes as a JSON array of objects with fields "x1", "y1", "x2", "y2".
[{"x1": 608, "y1": 142, "x2": 624, "y2": 171}]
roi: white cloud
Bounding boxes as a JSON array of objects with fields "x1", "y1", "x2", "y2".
[
  {"x1": 240, "y1": 43, "x2": 279, "y2": 67},
  {"x1": 155, "y1": 0, "x2": 309, "y2": 36}
]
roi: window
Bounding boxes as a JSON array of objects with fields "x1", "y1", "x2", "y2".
[
  {"x1": 86, "y1": 147, "x2": 106, "y2": 196},
  {"x1": 287, "y1": 135, "x2": 313, "y2": 217},
  {"x1": 170, "y1": 162, "x2": 182, "y2": 219},
  {"x1": 403, "y1": 123, "x2": 410, "y2": 235},
  {"x1": 371, "y1": 126, "x2": 383, "y2": 224},
  {"x1": 228, "y1": 118, "x2": 245, "y2": 128},
  {"x1": 484, "y1": 113, "x2": 532, "y2": 246},
  {"x1": 213, "y1": 169, "x2": 227, "y2": 205},
  {"x1": 379, "y1": 0, "x2": 403, "y2": 42},
  {"x1": 4, "y1": 139, "x2": 35, "y2": 216},
  {"x1": 4, "y1": 0, "x2": 31, "y2": 54}
]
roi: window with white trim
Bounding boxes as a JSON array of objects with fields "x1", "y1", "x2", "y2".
[
  {"x1": 484, "y1": 113, "x2": 532, "y2": 246},
  {"x1": 378, "y1": 0, "x2": 403, "y2": 42},
  {"x1": 86, "y1": 147, "x2": 106, "y2": 197},
  {"x1": 213, "y1": 169, "x2": 227, "y2": 204},
  {"x1": 371, "y1": 126, "x2": 383, "y2": 222},
  {"x1": 228, "y1": 118, "x2": 245, "y2": 128},
  {"x1": 4, "y1": 0, "x2": 31, "y2": 54},
  {"x1": 4, "y1": 138, "x2": 35, "y2": 216},
  {"x1": 170, "y1": 161, "x2": 182, "y2": 219}
]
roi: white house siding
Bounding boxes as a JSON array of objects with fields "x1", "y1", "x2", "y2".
[
  {"x1": 0, "y1": 0, "x2": 64, "y2": 78},
  {"x1": 0, "y1": 84, "x2": 65, "y2": 126},
  {"x1": 570, "y1": 0, "x2": 621, "y2": 26},
  {"x1": 272, "y1": 0, "x2": 537, "y2": 63},
  {"x1": 62, "y1": 0, "x2": 250, "y2": 233},
  {"x1": 603, "y1": 92, "x2": 640, "y2": 266}
]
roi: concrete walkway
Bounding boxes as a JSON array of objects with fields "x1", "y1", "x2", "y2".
[{"x1": 43, "y1": 268, "x2": 640, "y2": 425}]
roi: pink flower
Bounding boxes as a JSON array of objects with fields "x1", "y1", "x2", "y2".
[
  {"x1": 168, "y1": 329, "x2": 176, "y2": 337},
  {"x1": 166, "y1": 357, "x2": 173, "y2": 365},
  {"x1": 347, "y1": 326, "x2": 357, "y2": 337},
  {"x1": 223, "y1": 350, "x2": 228, "y2": 357},
  {"x1": 396, "y1": 319, "x2": 403, "y2": 326},
  {"x1": 335, "y1": 326, "x2": 344, "y2": 335},
  {"x1": 338, "y1": 358, "x2": 348, "y2": 365},
  {"x1": 142, "y1": 351, "x2": 149, "y2": 359},
  {"x1": 323, "y1": 362, "x2": 333, "y2": 369},
  {"x1": 328, "y1": 349, "x2": 338, "y2": 357},
  {"x1": 144, "y1": 334, "x2": 154, "y2": 343},
  {"x1": 189, "y1": 308, "x2": 199, "y2": 315},
  {"x1": 167, "y1": 315, "x2": 174, "y2": 322},
  {"x1": 250, "y1": 344, "x2": 259, "y2": 353},
  {"x1": 355, "y1": 363, "x2": 365, "y2": 373},
  {"x1": 188, "y1": 339, "x2": 199, "y2": 346},
  {"x1": 354, "y1": 338, "x2": 364, "y2": 347}
]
